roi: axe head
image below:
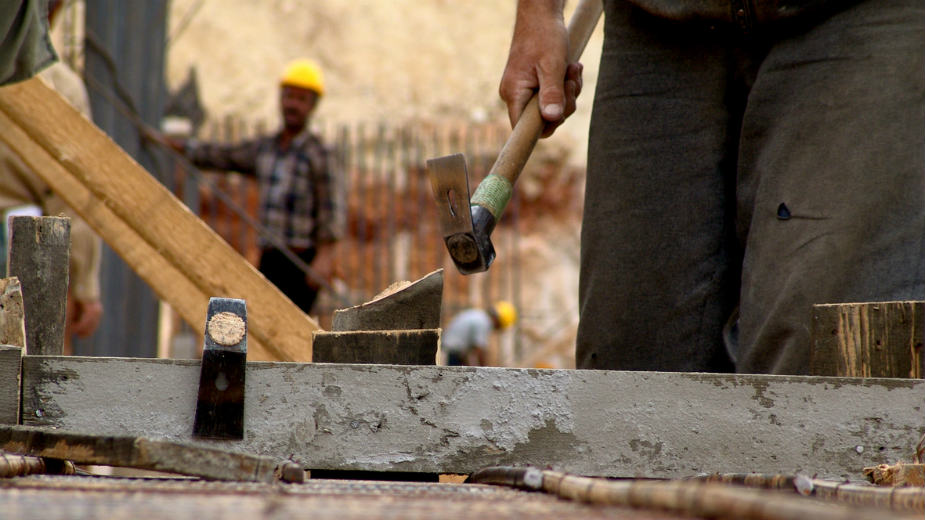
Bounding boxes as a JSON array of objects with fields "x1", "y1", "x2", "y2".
[{"x1": 426, "y1": 153, "x2": 496, "y2": 274}]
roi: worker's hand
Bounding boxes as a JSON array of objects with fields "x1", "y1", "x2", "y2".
[
  {"x1": 68, "y1": 299, "x2": 103, "y2": 338},
  {"x1": 499, "y1": 1, "x2": 583, "y2": 138},
  {"x1": 306, "y1": 244, "x2": 337, "y2": 290}
]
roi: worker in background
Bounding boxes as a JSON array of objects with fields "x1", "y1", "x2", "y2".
[
  {"x1": 500, "y1": 1, "x2": 923, "y2": 375},
  {"x1": 0, "y1": 0, "x2": 103, "y2": 353},
  {"x1": 166, "y1": 59, "x2": 344, "y2": 315},
  {"x1": 442, "y1": 301, "x2": 517, "y2": 366}
]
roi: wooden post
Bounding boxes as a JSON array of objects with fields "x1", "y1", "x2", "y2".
[
  {"x1": 8, "y1": 216, "x2": 69, "y2": 356},
  {"x1": 811, "y1": 302, "x2": 924, "y2": 378}
]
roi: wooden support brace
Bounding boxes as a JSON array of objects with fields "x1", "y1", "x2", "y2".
[
  {"x1": 8, "y1": 216, "x2": 69, "y2": 355},
  {"x1": 0, "y1": 78, "x2": 317, "y2": 361},
  {"x1": 811, "y1": 301, "x2": 924, "y2": 378}
]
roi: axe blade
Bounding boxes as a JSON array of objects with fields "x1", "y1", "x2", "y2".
[{"x1": 427, "y1": 154, "x2": 495, "y2": 274}]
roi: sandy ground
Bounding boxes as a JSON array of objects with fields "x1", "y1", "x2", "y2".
[{"x1": 164, "y1": 0, "x2": 603, "y2": 167}]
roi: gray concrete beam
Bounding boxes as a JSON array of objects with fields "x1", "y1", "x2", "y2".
[{"x1": 19, "y1": 356, "x2": 924, "y2": 479}]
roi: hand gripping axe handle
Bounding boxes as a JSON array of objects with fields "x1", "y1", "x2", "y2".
[{"x1": 427, "y1": 0, "x2": 603, "y2": 274}]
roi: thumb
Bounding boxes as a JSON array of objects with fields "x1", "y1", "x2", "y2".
[{"x1": 536, "y1": 58, "x2": 566, "y2": 123}]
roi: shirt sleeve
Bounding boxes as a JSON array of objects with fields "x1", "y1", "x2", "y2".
[
  {"x1": 185, "y1": 138, "x2": 261, "y2": 175},
  {"x1": 308, "y1": 139, "x2": 345, "y2": 244},
  {"x1": 0, "y1": 0, "x2": 57, "y2": 86}
]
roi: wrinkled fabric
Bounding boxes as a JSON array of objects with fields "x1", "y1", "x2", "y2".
[
  {"x1": 0, "y1": 0, "x2": 56, "y2": 85},
  {"x1": 186, "y1": 130, "x2": 344, "y2": 249},
  {"x1": 578, "y1": 0, "x2": 925, "y2": 374},
  {"x1": 624, "y1": 0, "x2": 849, "y2": 25}
]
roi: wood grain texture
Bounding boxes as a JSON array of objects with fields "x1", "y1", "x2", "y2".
[
  {"x1": 312, "y1": 330, "x2": 439, "y2": 365},
  {"x1": 0, "y1": 278, "x2": 26, "y2": 349},
  {"x1": 19, "y1": 356, "x2": 925, "y2": 479},
  {"x1": 332, "y1": 269, "x2": 443, "y2": 331},
  {"x1": 811, "y1": 302, "x2": 924, "y2": 378},
  {"x1": 8, "y1": 217, "x2": 69, "y2": 355},
  {"x1": 0, "y1": 79, "x2": 317, "y2": 361},
  {"x1": 0, "y1": 346, "x2": 22, "y2": 424}
]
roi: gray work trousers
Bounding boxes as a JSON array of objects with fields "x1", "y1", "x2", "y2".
[{"x1": 577, "y1": 0, "x2": 925, "y2": 374}]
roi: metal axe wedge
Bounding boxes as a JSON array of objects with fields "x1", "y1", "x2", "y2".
[{"x1": 428, "y1": 0, "x2": 603, "y2": 275}]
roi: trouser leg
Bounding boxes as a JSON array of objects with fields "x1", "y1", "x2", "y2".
[
  {"x1": 577, "y1": 4, "x2": 738, "y2": 371},
  {"x1": 258, "y1": 247, "x2": 319, "y2": 314},
  {"x1": 736, "y1": 0, "x2": 925, "y2": 373}
]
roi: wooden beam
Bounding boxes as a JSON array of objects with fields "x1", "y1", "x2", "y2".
[
  {"x1": 812, "y1": 302, "x2": 924, "y2": 378},
  {"x1": 0, "y1": 79, "x2": 317, "y2": 361},
  {"x1": 19, "y1": 356, "x2": 924, "y2": 479},
  {"x1": 0, "y1": 425, "x2": 279, "y2": 482},
  {"x1": 8, "y1": 216, "x2": 69, "y2": 355}
]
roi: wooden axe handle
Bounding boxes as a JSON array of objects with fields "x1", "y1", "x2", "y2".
[{"x1": 470, "y1": 0, "x2": 603, "y2": 219}]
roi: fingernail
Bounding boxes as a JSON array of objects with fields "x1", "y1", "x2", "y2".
[{"x1": 543, "y1": 103, "x2": 563, "y2": 119}]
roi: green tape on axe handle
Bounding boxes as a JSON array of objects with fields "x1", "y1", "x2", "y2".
[{"x1": 470, "y1": 174, "x2": 513, "y2": 220}]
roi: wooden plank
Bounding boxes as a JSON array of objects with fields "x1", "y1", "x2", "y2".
[
  {"x1": 8, "y1": 216, "x2": 69, "y2": 355},
  {"x1": 0, "y1": 278, "x2": 26, "y2": 348},
  {"x1": 19, "y1": 356, "x2": 925, "y2": 479},
  {"x1": 812, "y1": 302, "x2": 924, "y2": 377},
  {"x1": 312, "y1": 330, "x2": 439, "y2": 365},
  {"x1": 0, "y1": 110, "x2": 229, "y2": 357},
  {"x1": 0, "y1": 346, "x2": 22, "y2": 424},
  {"x1": 0, "y1": 79, "x2": 317, "y2": 361},
  {"x1": 0, "y1": 425, "x2": 278, "y2": 482}
]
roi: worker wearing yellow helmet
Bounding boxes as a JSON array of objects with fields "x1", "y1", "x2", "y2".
[
  {"x1": 442, "y1": 301, "x2": 517, "y2": 366},
  {"x1": 165, "y1": 58, "x2": 343, "y2": 315}
]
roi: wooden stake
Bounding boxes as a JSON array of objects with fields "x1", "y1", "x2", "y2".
[
  {"x1": 811, "y1": 301, "x2": 924, "y2": 378},
  {"x1": 8, "y1": 216, "x2": 69, "y2": 356}
]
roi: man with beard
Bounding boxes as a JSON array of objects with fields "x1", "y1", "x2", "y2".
[{"x1": 169, "y1": 59, "x2": 344, "y2": 314}]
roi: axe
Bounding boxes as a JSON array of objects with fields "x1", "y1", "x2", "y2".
[{"x1": 427, "y1": 0, "x2": 603, "y2": 274}]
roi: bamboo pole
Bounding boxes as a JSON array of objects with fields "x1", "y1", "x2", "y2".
[{"x1": 468, "y1": 467, "x2": 924, "y2": 519}]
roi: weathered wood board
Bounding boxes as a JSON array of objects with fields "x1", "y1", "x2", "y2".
[
  {"x1": 312, "y1": 330, "x2": 439, "y2": 365},
  {"x1": 812, "y1": 301, "x2": 924, "y2": 378},
  {"x1": 8, "y1": 216, "x2": 69, "y2": 356},
  {"x1": 18, "y1": 356, "x2": 924, "y2": 479},
  {"x1": 0, "y1": 346, "x2": 22, "y2": 424},
  {"x1": 0, "y1": 425, "x2": 278, "y2": 482},
  {"x1": 0, "y1": 79, "x2": 317, "y2": 361}
]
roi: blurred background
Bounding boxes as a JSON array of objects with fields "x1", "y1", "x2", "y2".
[{"x1": 53, "y1": 0, "x2": 603, "y2": 368}]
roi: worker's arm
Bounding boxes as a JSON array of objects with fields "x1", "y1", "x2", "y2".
[
  {"x1": 165, "y1": 137, "x2": 261, "y2": 176},
  {"x1": 499, "y1": 0, "x2": 583, "y2": 137}
]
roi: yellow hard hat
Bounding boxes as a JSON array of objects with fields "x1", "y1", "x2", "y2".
[
  {"x1": 493, "y1": 301, "x2": 517, "y2": 329},
  {"x1": 280, "y1": 59, "x2": 325, "y2": 96}
]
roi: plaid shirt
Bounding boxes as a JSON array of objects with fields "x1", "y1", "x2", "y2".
[{"x1": 186, "y1": 129, "x2": 344, "y2": 249}]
